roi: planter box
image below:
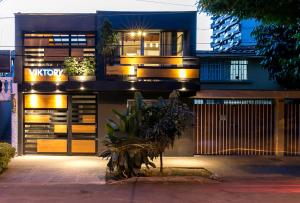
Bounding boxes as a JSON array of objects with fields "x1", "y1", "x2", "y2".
[{"x1": 69, "y1": 76, "x2": 96, "y2": 82}]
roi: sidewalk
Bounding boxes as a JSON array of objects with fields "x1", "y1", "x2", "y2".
[{"x1": 1, "y1": 156, "x2": 300, "y2": 203}]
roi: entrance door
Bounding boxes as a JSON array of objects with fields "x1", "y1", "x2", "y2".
[
  {"x1": 23, "y1": 94, "x2": 97, "y2": 154},
  {"x1": 194, "y1": 99, "x2": 275, "y2": 155}
]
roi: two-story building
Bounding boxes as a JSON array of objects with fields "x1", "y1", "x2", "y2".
[
  {"x1": 15, "y1": 11, "x2": 199, "y2": 155},
  {"x1": 15, "y1": 11, "x2": 300, "y2": 158}
]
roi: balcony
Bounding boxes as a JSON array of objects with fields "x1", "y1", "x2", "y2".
[{"x1": 105, "y1": 56, "x2": 199, "y2": 81}]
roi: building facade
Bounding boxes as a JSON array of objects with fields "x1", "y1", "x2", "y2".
[
  {"x1": 14, "y1": 11, "x2": 300, "y2": 157},
  {"x1": 195, "y1": 50, "x2": 300, "y2": 156},
  {"x1": 15, "y1": 11, "x2": 199, "y2": 155},
  {"x1": 211, "y1": 15, "x2": 258, "y2": 51},
  {"x1": 0, "y1": 50, "x2": 15, "y2": 143}
]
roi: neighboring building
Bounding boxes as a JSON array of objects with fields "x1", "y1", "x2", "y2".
[
  {"x1": 15, "y1": 12, "x2": 199, "y2": 155},
  {"x1": 194, "y1": 50, "x2": 300, "y2": 156},
  {"x1": 0, "y1": 50, "x2": 15, "y2": 143},
  {"x1": 211, "y1": 15, "x2": 259, "y2": 51}
]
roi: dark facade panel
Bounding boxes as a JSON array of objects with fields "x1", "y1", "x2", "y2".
[{"x1": 0, "y1": 50, "x2": 11, "y2": 73}]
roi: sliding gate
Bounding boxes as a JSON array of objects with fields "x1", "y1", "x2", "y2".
[
  {"x1": 285, "y1": 100, "x2": 300, "y2": 156},
  {"x1": 194, "y1": 99, "x2": 275, "y2": 155}
]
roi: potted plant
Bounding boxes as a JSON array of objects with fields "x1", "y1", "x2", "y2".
[{"x1": 63, "y1": 57, "x2": 96, "y2": 82}]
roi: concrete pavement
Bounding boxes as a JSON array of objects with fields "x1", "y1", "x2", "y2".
[{"x1": 1, "y1": 156, "x2": 300, "y2": 202}]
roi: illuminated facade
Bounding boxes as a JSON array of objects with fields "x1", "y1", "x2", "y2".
[{"x1": 15, "y1": 11, "x2": 199, "y2": 155}]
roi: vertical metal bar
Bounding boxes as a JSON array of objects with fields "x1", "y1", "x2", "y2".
[
  {"x1": 67, "y1": 94, "x2": 72, "y2": 155},
  {"x1": 222, "y1": 104, "x2": 225, "y2": 155},
  {"x1": 233, "y1": 104, "x2": 236, "y2": 155},
  {"x1": 298, "y1": 104, "x2": 300, "y2": 155},
  {"x1": 294, "y1": 104, "x2": 297, "y2": 155},
  {"x1": 196, "y1": 105, "x2": 199, "y2": 154},
  {"x1": 211, "y1": 104, "x2": 214, "y2": 155},
  {"x1": 266, "y1": 104, "x2": 271, "y2": 155},
  {"x1": 216, "y1": 104, "x2": 218, "y2": 154},
  {"x1": 200, "y1": 104, "x2": 203, "y2": 154},
  {"x1": 204, "y1": 103, "x2": 207, "y2": 154}
]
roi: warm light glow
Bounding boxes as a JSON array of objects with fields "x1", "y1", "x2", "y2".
[
  {"x1": 55, "y1": 95, "x2": 63, "y2": 107},
  {"x1": 150, "y1": 43, "x2": 153, "y2": 48},
  {"x1": 137, "y1": 30, "x2": 142, "y2": 36},
  {"x1": 179, "y1": 69, "x2": 187, "y2": 79},
  {"x1": 29, "y1": 94, "x2": 38, "y2": 107},
  {"x1": 129, "y1": 66, "x2": 135, "y2": 75},
  {"x1": 80, "y1": 86, "x2": 85, "y2": 90},
  {"x1": 130, "y1": 32, "x2": 135, "y2": 37},
  {"x1": 142, "y1": 32, "x2": 146, "y2": 37},
  {"x1": 155, "y1": 43, "x2": 159, "y2": 48}
]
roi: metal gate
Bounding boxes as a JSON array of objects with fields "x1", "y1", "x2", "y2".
[
  {"x1": 194, "y1": 99, "x2": 275, "y2": 155},
  {"x1": 284, "y1": 100, "x2": 300, "y2": 156}
]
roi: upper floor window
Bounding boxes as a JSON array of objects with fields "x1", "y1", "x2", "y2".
[
  {"x1": 230, "y1": 60, "x2": 248, "y2": 80},
  {"x1": 200, "y1": 59, "x2": 248, "y2": 81},
  {"x1": 118, "y1": 31, "x2": 184, "y2": 57}
]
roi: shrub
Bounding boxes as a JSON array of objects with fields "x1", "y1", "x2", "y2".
[
  {"x1": 63, "y1": 57, "x2": 95, "y2": 76},
  {"x1": 0, "y1": 142, "x2": 16, "y2": 173},
  {"x1": 100, "y1": 93, "x2": 157, "y2": 178}
]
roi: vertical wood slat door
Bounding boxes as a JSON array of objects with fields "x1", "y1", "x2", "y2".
[
  {"x1": 194, "y1": 99, "x2": 275, "y2": 155},
  {"x1": 284, "y1": 100, "x2": 300, "y2": 156}
]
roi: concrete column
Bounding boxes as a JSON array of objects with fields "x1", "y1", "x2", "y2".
[{"x1": 274, "y1": 99, "x2": 285, "y2": 158}]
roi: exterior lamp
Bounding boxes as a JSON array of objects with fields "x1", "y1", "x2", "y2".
[
  {"x1": 137, "y1": 30, "x2": 142, "y2": 36},
  {"x1": 129, "y1": 66, "x2": 135, "y2": 75},
  {"x1": 80, "y1": 86, "x2": 85, "y2": 90},
  {"x1": 130, "y1": 32, "x2": 136, "y2": 37},
  {"x1": 179, "y1": 69, "x2": 187, "y2": 79},
  {"x1": 55, "y1": 95, "x2": 63, "y2": 107},
  {"x1": 142, "y1": 32, "x2": 146, "y2": 37},
  {"x1": 29, "y1": 94, "x2": 38, "y2": 107}
]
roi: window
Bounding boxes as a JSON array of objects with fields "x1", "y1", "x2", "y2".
[
  {"x1": 200, "y1": 60, "x2": 248, "y2": 81},
  {"x1": 144, "y1": 32, "x2": 160, "y2": 56},
  {"x1": 230, "y1": 60, "x2": 248, "y2": 80},
  {"x1": 119, "y1": 31, "x2": 184, "y2": 56}
]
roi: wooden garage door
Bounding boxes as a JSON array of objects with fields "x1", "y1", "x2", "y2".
[{"x1": 194, "y1": 99, "x2": 275, "y2": 155}]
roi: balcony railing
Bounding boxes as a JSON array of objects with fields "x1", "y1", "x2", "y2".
[{"x1": 106, "y1": 56, "x2": 199, "y2": 81}]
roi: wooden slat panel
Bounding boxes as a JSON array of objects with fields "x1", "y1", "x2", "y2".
[
  {"x1": 120, "y1": 56, "x2": 183, "y2": 65},
  {"x1": 106, "y1": 65, "x2": 135, "y2": 75},
  {"x1": 54, "y1": 125, "x2": 67, "y2": 133},
  {"x1": 24, "y1": 68, "x2": 68, "y2": 82},
  {"x1": 24, "y1": 94, "x2": 67, "y2": 109},
  {"x1": 44, "y1": 48, "x2": 69, "y2": 61},
  {"x1": 82, "y1": 115, "x2": 96, "y2": 123},
  {"x1": 37, "y1": 139, "x2": 67, "y2": 153},
  {"x1": 24, "y1": 115, "x2": 50, "y2": 123},
  {"x1": 72, "y1": 125, "x2": 96, "y2": 133},
  {"x1": 71, "y1": 140, "x2": 96, "y2": 153},
  {"x1": 137, "y1": 68, "x2": 199, "y2": 79}
]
